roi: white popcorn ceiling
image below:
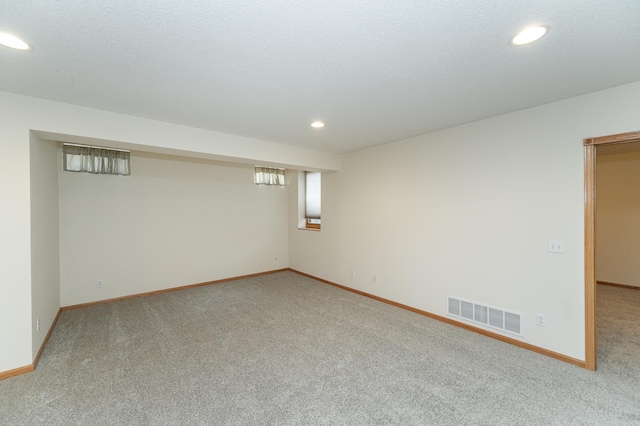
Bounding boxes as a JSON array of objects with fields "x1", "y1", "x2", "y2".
[{"x1": 1, "y1": 0, "x2": 639, "y2": 154}]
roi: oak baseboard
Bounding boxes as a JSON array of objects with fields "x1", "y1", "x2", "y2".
[
  {"x1": 0, "y1": 364, "x2": 34, "y2": 381},
  {"x1": 0, "y1": 308, "x2": 62, "y2": 381},
  {"x1": 597, "y1": 281, "x2": 640, "y2": 290},
  {"x1": 62, "y1": 269, "x2": 289, "y2": 311},
  {"x1": 289, "y1": 268, "x2": 587, "y2": 369},
  {"x1": 33, "y1": 308, "x2": 62, "y2": 367}
]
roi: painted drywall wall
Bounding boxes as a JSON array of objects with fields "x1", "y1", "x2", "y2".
[
  {"x1": 0, "y1": 90, "x2": 335, "y2": 373},
  {"x1": 29, "y1": 136, "x2": 61, "y2": 358},
  {"x1": 289, "y1": 81, "x2": 640, "y2": 361},
  {"x1": 0, "y1": 104, "x2": 33, "y2": 373},
  {"x1": 596, "y1": 150, "x2": 640, "y2": 287},
  {"x1": 59, "y1": 152, "x2": 288, "y2": 306}
]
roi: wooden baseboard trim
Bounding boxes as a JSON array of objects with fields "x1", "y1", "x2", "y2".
[
  {"x1": 1, "y1": 308, "x2": 62, "y2": 381},
  {"x1": 289, "y1": 268, "x2": 587, "y2": 369},
  {"x1": 33, "y1": 308, "x2": 62, "y2": 368},
  {"x1": 597, "y1": 281, "x2": 640, "y2": 290},
  {"x1": 0, "y1": 364, "x2": 34, "y2": 381},
  {"x1": 62, "y1": 269, "x2": 289, "y2": 311}
]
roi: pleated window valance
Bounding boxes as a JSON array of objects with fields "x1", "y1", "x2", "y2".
[
  {"x1": 254, "y1": 166, "x2": 285, "y2": 186},
  {"x1": 63, "y1": 144, "x2": 131, "y2": 175}
]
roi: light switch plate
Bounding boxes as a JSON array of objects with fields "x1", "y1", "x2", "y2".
[{"x1": 548, "y1": 240, "x2": 565, "y2": 253}]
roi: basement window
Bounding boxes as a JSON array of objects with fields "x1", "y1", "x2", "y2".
[
  {"x1": 299, "y1": 171, "x2": 321, "y2": 230},
  {"x1": 63, "y1": 143, "x2": 130, "y2": 175},
  {"x1": 254, "y1": 166, "x2": 285, "y2": 186}
]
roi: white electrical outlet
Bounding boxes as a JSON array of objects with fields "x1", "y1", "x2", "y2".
[
  {"x1": 97, "y1": 279, "x2": 104, "y2": 288},
  {"x1": 372, "y1": 275, "x2": 377, "y2": 283},
  {"x1": 274, "y1": 256, "x2": 278, "y2": 261},
  {"x1": 536, "y1": 313, "x2": 546, "y2": 327},
  {"x1": 350, "y1": 270, "x2": 355, "y2": 278},
  {"x1": 36, "y1": 318, "x2": 40, "y2": 332}
]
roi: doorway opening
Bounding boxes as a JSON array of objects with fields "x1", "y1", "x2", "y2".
[{"x1": 583, "y1": 130, "x2": 640, "y2": 370}]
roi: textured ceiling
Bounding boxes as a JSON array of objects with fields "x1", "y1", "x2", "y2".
[{"x1": 1, "y1": 1, "x2": 640, "y2": 154}]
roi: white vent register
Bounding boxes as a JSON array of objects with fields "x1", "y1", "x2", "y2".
[{"x1": 447, "y1": 296, "x2": 523, "y2": 336}]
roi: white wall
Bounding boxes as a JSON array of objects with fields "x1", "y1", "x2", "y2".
[
  {"x1": 289, "y1": 81, "x2": 640, "y2": 361},
  {"x1": 596, "y1": 150, "x2": 640, "y2": 287},
  {"x1": 59, "y1": 152, "x2": 288, "y2": 306},
  {"x1": 0, "y1": 105, "x2": 33, "y2": 373},
  {"x1": 29, "y1": 136, "x2": 61, "y2": 358},
  {"x1": 3, "y1": 82, "x2": 640, "y2": 372},
  {"x1": 0, "y1": 91, "x2": 337, "y2": 374}
]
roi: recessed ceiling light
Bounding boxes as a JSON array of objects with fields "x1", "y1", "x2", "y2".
[
  {"x1": 310, "y1": 121, "x2": 325, "y2": 129},
  {"x1": 510, "y1": 26, "x2": 548, "y2": 46},
  {"x1": 0, "y1": 32, "x2": 32, "y2": 51}
]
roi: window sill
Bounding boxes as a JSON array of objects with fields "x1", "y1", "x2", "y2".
[{"x1": 298, "y1": 227, "x2": 321, "y2": 232}]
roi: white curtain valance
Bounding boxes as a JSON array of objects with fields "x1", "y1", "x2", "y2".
[
  {"x1": 254, "y1": 166, "x2": 285, "y2": 186},
  {"x1": 63, "y1": 144, "x2": 130, "y2": 175}
]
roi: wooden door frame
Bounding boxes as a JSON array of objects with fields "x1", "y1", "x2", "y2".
[{"x1": 583, "y1": 130, "x2": 640, "y2": 370}]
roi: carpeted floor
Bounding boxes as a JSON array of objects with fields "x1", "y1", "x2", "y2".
[{"x1": 1, "y1": 272, "x2": 639, "y2": 425}]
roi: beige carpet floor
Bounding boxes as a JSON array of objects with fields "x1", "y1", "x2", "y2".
[{"x1": 1, "y1": 272, "x2": 639, "y2": 425}]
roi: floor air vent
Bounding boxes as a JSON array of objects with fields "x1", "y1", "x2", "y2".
[{"x1": 447, "y1": 296, "x2": 523, "y2": 336}]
